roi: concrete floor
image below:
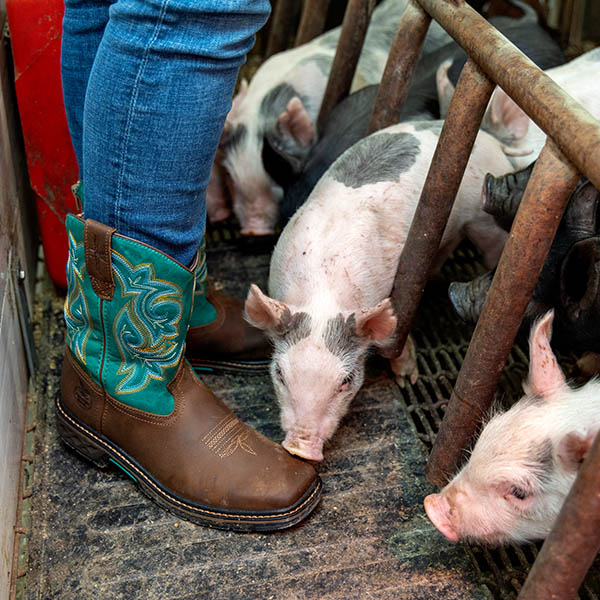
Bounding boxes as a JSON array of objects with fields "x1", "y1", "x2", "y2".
[{"x1": 20, "y1": 233, "x2": 600, "y2": 600}]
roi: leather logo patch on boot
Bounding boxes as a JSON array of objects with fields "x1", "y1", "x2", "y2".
[
  {"x1": 203, "y1": 415, "x2": 257, "y2": 459},
  {"x1": 74, "y1": 384, "x2": 93, "y2": 409}
]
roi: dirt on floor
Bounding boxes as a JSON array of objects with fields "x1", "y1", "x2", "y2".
[{"x1": 19, "y1": 228, "x2": 600, "y2": 600}]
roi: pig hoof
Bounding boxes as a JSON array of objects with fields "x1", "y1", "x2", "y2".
[
  {"x1": 394, "y1": 367, "x2": 419, "y2": 389},
  {"x1": 208, "y1": 207, "x2": 232, "y2": 223},
  {"x1": 390, "y1": 337, "x2": 419, "y2": 388}
]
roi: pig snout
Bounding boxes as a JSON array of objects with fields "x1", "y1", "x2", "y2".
[
  {"x1": 424, "y1": 494, "x2": 459, "y2": 543},
  {"x1": 448, "y1": 271, "x2": 493, "y2": 324},
  {"x1": 233, "y1": 187, "x2": 281, "y2": 237},
  {"x1": 282, "y1": 429, "x2": 325, "y2": 462},
  {"x1": 240, "y1": 217, "x2": 275, "y2": 237}
]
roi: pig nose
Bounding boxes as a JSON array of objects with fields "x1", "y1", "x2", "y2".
[
  {"x1": 240, "y1": 218, "x2": 275, "y2": 237},
  {"x1": 424, "y1": 494, "x2": 459, "y2": 543},
  {"x1": 282, "y1": 433, "x2": 325, "y2": 462}
]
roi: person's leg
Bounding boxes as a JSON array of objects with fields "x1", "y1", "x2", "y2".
[
  {"x1": 82, "y1": 0, "x2": 266, "y2": 266},
  {"x1": 58, "y1": 0, "x2": 322, "y2": 529},
  {"x1": 62, "y1": 0, "x2": 274, "y2": 370},
  {"x1": 61, "y1": 0, "x2": 114, "y2": 170}
]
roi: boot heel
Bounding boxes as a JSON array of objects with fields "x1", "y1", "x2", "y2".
[{"x1": 56, "y1": 408, "x2": 110, "y2": 469}]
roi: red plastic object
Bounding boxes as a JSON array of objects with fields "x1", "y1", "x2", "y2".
[{"x1": 6, "y1": 0, "x2": 79, "y2": 289}]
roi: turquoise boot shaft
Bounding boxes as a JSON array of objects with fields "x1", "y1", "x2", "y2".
[{"x1": 64, "y1": 214, "x2": 195, "y2": 415}]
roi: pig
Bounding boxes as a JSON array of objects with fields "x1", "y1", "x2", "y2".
[
  {"x1": 277, "y1": 16, "x2": 564, "y2": 225},
  {"x1": 437, "y1": 47, "x2": 600, "y2": 170},
  {"x1": 243, "y1": 120, "x2": 514, "y2": 461},
  {"x1": 424, "y1": 311, "x2": 600, "y2": 545},
  {"x1": 211, "y1": 0, "x2": 456, "y2": 236},
  {"x1": 449, "y1": 168, "x2": 600, "y2": 363}
]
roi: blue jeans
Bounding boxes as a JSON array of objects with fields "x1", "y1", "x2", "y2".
[{"x1": 61, "y1": 0, "x2": 270, "y2": 266}]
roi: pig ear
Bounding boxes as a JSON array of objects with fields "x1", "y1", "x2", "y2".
[
  {"x1": 436, "y1": 59, "x2": 456, "y2": 119},
  {"x1": 485, "y1": 88, "x2": 530, "y2": 142},
  {"x1": 556, "y1": 430, "x2": 597, "y2": 472},
  {"x1": 244, "y1": 284, "x2": 290, "y2": 331},
  {"x1": 525, "y1": 310, "x2": 567, "y2": 397},
  {"x1": 277, "y1": 97, "x2": 316, "y2": 148},
  {"x1": 355, "y1": 298, "x2": 397, "y2": 341}
]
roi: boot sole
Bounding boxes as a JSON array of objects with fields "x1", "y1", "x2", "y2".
[
  {"x1": 55, "y1": 396, "x2": 322, "y2": 532},
  {"x1": 188, "y1": 357, "x2": 269, "y2": 373}
]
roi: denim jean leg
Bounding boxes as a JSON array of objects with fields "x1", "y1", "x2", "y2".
[
  {"x1": 82, "y1": 0, "x2": 270, "y2": 266},
  {"x1": 61, "y1": 0, "x2": 115, "y2": 171}
]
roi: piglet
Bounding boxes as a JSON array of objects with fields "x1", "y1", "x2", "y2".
[
  {"x1": 214, "y1": 0, "x2": 453, "y2": 236},
  {"x1": 425, "y1": 311, "x2": 600, "y2": 545},
  {"x1": 244, "y1": 121, "x2": 513, "y2": 461},
  {"x1": 437, "y1": 48, "x2": 600, "y2": 170},
  {"x1": 450, "y1": 170, "x2": 600, "y2": 363}
]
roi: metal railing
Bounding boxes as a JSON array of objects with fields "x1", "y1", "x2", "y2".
[{"x1": 266, "y1": 1, "x2": 600, "y2": 597}]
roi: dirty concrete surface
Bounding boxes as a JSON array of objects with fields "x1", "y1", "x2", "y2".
[{"x1": 22, "y1": 230, "x2": 600, "y2": 600}]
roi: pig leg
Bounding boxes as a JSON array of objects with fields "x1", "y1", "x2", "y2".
[
  {"x1": 206, "y1": 151, "x2": 232, "y2": 223},
  {"x1": 436, "y1": 59, "x2": 455, "y2": 119},
  {"x1": 390, "y1": 334, "x2": 419, "y2": 387},
  {"x1": 464, "y1": 214, "x2": 509, "y2": 269}
]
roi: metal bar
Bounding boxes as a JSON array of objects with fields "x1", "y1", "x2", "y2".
[
  {"x1": 317, "y1": 0, "x2": 376, "y2": 131},
  {"x1": 265, "y1": 0, "x2": 297, "y2": 59},
  {"x1": 518, "y1": 431, "x2": 600, "y2": 600},
  {"x1": 295, "y1": 0, "x2": 332, "y2": 47},
  {"x1": 384, "y1": 59, "x2": 494, "y2": 361},
  {"x1": 416, "y1": 0, "x2": 600, "y2": 192},
  {"x1": 426, "y1": 140, "x2": 580, "y2": 486},
  {"x1": 568, "y1": 0, "x2": 586, "y2": 51},
  {"x1": 368, "y1": 0, "x2": 431, "y2": 134}
]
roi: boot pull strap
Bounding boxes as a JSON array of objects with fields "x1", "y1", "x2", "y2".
[{"x1": 84, "y1": 219, "x2": 117, "y2": 300}]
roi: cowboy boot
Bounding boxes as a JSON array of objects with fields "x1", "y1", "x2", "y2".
[
  {"x1": 72, "y1": 182, "x2": 272, "y2": 374},
  {"x1": 185, "y1": 237, "x2": 272, "y2": 373},
  {"x1": 57, "y1": 215, "x2": 321, "y2": 531}
]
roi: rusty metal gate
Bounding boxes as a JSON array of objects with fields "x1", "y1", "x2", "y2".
[{"x1": 265, "y1": 0, "x2": 600, "y2": 597}]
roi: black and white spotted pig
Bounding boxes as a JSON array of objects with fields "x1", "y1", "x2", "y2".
[
  {"x1": 243, "y1": 121, "x2": 513, "y2": 461},
  {"x1": 277, "y1": 11, "x2": 563, "y2": 226},
  {"x1": 425, "y1": 311, "x2": 600, "y2": 545},
  {"x1": 208, "y1": 0, "x2": 454, "y2": 235}
]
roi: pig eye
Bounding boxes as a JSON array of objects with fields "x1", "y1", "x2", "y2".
[
  {"x1": 275, "y1": 365, "x2": 285, "y2": 385},
  {"x1": 338, "y1": 373, "x2": 354, "y2": 391},
  {"x1": 510, "y1": 486, "x2": 529, "y2": 500}
]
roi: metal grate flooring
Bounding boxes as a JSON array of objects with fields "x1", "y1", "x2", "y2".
[{"x1": 19, "y1": 224, "x2": 600, "y2": 599}]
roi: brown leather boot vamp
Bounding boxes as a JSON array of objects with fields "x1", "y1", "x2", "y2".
[
  {"x1": 186, "y1": 290, "x2": 272, "y2": 373},
  {"x1": 58, "y1": 349, "x2": 321, "y2": 531}
]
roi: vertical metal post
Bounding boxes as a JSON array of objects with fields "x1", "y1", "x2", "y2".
[
  {"x1": 265, "y1": 0, "x2": 298, "y2": 59},
  {"x1": 367, "y1": 0, "x2": 431, "y2": 134},
  {"x1": 384, "y1": 59, "x2": 494, "y2": 360},
  {"x1": 518, "y1": 432, "x2": 600, "y2": 600},
  {"x1": 295, "y1": 0, "x2": 332, "y2": 47},
  {"x1": 426, "y1": 141, "x2": 580, "y2": 486},
  {"x1": 317, "y1": 0, "x2": 376, "y2": 131}
]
